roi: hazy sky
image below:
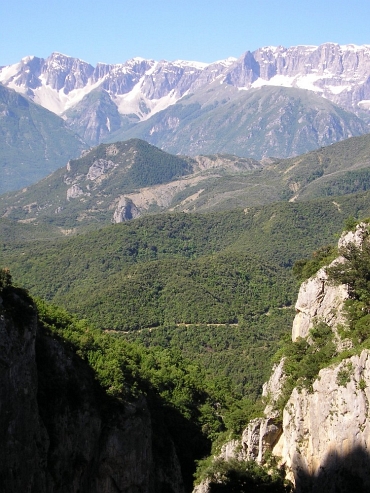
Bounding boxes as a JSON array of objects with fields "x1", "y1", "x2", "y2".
[{"x1": 2, "y1": 0, "x2": 370, "y2": 66}]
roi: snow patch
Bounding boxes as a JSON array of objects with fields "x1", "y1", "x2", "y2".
[
  {"x1": 326, "y1": 85, "x2": 351, "y2": 94},
  {"x1": 358, "y1": 100, "x2": 370, "y2": 109},
  {"x1": 0, "y1": 62, "x2": 23, "y2": 83},
  {"x1": 172, "y1": 60, "x2": 209, "y2": 69},
  {"x1": 113, "y1": 82, "x2": 180, "y2": 120},
  {"x1": 251, "y1": 73, "x2": 324, "y2": 93},
  {"x1": 33, "y1": 73, "x2": 105, "y2": 114}
]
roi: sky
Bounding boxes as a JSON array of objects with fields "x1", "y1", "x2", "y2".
[{"x1": 2, "y1": 0, "x2": 370, "y2": 67}]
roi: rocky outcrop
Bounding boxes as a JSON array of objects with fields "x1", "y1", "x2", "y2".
[
  {"x1": 292, "y1": 262, "x2": 349, "y2": 342},
  {"x1": 86, "y1": 158, "x2": 117, "y2": 181},
  {"x1": 275, "y1": 350, "x2": 370, "y2": 491},
  {"x1": 66, "y1": 184, "x2": 84, "y2": 200},
  {"x1": 257, "y1": 225, "x2": 370, "y2": 491},
  {"x1": 194, "y1": 224, "x2": 370, "y2": 492},
  {"x1": 242, "y1": 417, "x2": 282, "y2": 463},
  {"x1": 0, "y1": 286, "x2": 186, "y2": 493},
  {"x1": 113, "y1": 197, "x2": 141, "y2": 222}
]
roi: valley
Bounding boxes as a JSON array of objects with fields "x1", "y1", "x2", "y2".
[{"x1": 3, "y1": 43, "x2": 370, "y2": 492}]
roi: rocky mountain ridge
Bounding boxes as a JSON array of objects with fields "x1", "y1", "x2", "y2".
[
  {"x1": 2, "y1": 43, "x2": 370, "y2": 146},
  {"x1": 0, "y1": 139, "x2": 265, "y2": 229},
  {"x1": 118, "y1": 84, "x2": 368, "y2": 159},
  {"x1": 0, "y1": 83, "x2": 85, "y2": 193}
]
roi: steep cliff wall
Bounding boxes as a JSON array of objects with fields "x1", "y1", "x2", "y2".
[
  {"x1": 0, "y1": 284, "x2": 185, "y2": 493},
  {"x1": 194, "y1": 223, "x2": 370, "y2": 492},
  {"x1": 273, "y1": 224, "x2": 370, "y2": 491},
  {"x1": 275, "y1": 349, "x2": 370, "y2": 492}
]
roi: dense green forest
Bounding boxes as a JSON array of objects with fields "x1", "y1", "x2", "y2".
[
  {"x1": 0, "y1": 269, "x2": 291, "y2": 489},
  {"x1": 4, "y1": 192, "x2": 370, "y2": 404}
]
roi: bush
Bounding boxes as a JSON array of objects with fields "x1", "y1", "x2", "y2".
[
  {"x1": 0, "y1": 268, "x2": 12, "y2": 290},
  {"x1": 201, "y1": 458, "x2": 292, "y2": 492}
]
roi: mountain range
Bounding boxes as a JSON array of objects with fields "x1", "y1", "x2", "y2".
[{"x1": 1, "y1": 43, "x2": 370, "y2": 169}]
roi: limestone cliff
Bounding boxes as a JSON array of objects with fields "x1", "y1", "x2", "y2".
[
  {"x1": 194, "y1": 223, "x2": 370, "y2": 492},
  {"x1": 275, "y1": 349, "x2": 370, "y2": 491},
  {"x1": 0, "y1": 284, "x2": 185, "y2": 493}
]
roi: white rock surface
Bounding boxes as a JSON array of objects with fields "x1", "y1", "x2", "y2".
[
  {"x1": 292, "y1": 264, "x2": 349, "y2": 342},
  {"x1": 338, "y1": 222, "x2": 369, "y2": 250},
  {"x1": 66, "y1": 184, "x2": 84, "y2": 200},
  {"x1": 275, "y1": 350, "x2": 370, "y2": 491},
  {"x1": 86, "y1": 159, "x2": 116, "y2": 181},
  {"x1": 194, "y1": 225, "x2": 370, "y2": 492}
]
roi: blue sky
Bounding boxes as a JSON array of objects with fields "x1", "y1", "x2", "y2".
[{"x1": 2, "y1": 0, "x2": 370, "y2": 66}]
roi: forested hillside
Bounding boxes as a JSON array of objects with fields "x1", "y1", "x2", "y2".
[{"x1": 4, "y1": 191, "x2": 370, "y2": 402}]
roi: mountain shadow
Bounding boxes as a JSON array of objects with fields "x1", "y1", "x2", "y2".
[{"x1": 292, "y1": 445, "x2": 370, "y2": 493}]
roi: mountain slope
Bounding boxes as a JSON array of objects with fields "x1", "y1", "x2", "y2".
[
  {"x1": 5, "y1": 192, "x2": 370, "y2": 398},
  {"x1": 4, "y1": 133, "x2": 370, "y2": 229},
  {"x1": 194, "y1": 223, "x2": 370, "y2": 492},
  {"x1": 110, "y1": 85, "x2": 368, "y2": 158},
  {"x1": 0, "y1": 83, "x2": 85, "y2": 193},
  {"x1": 0, "y1": 139, "x2": 262, "y2": 229}
]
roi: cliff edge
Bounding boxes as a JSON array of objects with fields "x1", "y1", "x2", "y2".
[
  {"x1": 0, "y1": 278, "x2": 185, "y2": 493},
  {"x1": 195, "y1": 222, "x2": 370, "y2": 492}
]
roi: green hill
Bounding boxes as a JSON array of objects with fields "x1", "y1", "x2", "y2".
[
  {"x1": 0, "y1": 138, "x2": 194, "y2": 229},
  {"x1": 3, "y1": 133, "x2": 370, "y2": 230}
]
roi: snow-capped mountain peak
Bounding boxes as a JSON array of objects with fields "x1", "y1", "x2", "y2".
[{"x1": 2, "y1": 43, "x2": 370, "y2": 145}]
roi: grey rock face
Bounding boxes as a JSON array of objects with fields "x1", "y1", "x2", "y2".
[
  {"x1": 0, "y1": 290, "x2": 46, "y2": 492},
  {"x1": 291, "y1": 264, "x2": 349, "y2": 342},
  {"x1": 86, "y1": 158, "x2": 117, "y2": 181},
  {"x1": 140, "y1": 61, "x2": 204, "y2": 100},
  {"x1": 224, "y1": 51, "x2": 260, "y2": 86},
  {"x1": 195, "y1": 223, "x2": 370, "y2": 492},
  {"x1": 66, "y1": 184, "x2": 84, "y2": 200},
  {"x1": 41, "y1": 52, "x2": 95, "y2": 93},
  {"x1": 99, "y1": 58, "x2": 155, "y2": 95},
  {"x1": 242, "y1": 417, "x2": 282, "y2": 463},
  {"x1": 277, "y1": 350, "x2": 370, "y2": 492},
  {"x1": 113, "y1": 197, "x2": 140, "y2": 222},
  {"x1": 0, "y1": 287, "x2": 185, "y2": 493}
]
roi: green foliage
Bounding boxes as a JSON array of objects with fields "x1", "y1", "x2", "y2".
[
  {"x1": 358, "y1": 378, "x2": 366, "y2": 390},
  {"x1": 3, "y1": 197, "x2": 365, "y2": 411},
  {"x1": 293, "y1": 245, "x2": 337, "y2": 281},
  {"x1": 336, "y1": 362, "x2": 353, "y2": 387},
  {"x1": 327, "y1": 234, "x2": 370, "y2": 345},
  {"x1": 196, "y1": 458, "x2": 292, "y2": 492},
  {"x1": 127, "y1": 311, "x2": 294, "y2": 400},
  {"x1": 276, "y1": 322, "x2": 337, "y2": 412},
  {"x1": 308, "y1": 168, "x2": 370, "y2": 199},
  {"x1": 0, "y1": 268, "x2": 12, "y2": 290},
  {"x1": 34, "y1": 298, "x2": 243, "y2": 440},
  {"x1": 344, "y1": 216, "x2": 359, "y2": 232}
]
